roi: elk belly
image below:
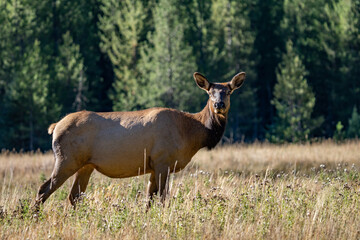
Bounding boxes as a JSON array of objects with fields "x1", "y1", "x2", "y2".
[{"x1": 89, "y1": 125, "x2": 154, "y2": 178}]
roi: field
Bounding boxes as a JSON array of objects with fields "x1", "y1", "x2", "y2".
[{"x1": 0, "y1": 141, "x2": 359, "y2": 239}]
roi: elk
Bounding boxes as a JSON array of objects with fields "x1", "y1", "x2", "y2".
[{"x1": 34, "y1": 72, "x2": 245, "y2": 208}]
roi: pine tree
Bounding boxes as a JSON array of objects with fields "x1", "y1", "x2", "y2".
[
  {"x1": 281, "y1": 0, "x2": 350, "y2": 136},
  {"x1": 0, "y1": 1, "x2": 7, "y2": 96},
  {"x1": 347, "y1": 0, "x2": 360, "y2": 114},
  {"x1": 139, "y1": 0, "x2": 199, "y2": 112},
  {"x1": 0, "y1": 0, "x2": 37, "y2": 149},
  {"x1": 51, "y1": 0, "x2": 107, "y2": 111},
  {"x1": 5, "y1": 40, "x2": 60, "y2": 150},
  {"x1": 0, "y1": 0, "x2": 36, "y2": 94},
  {"x1": 321, "y1": 1, "x2": 352, "y2": 133},
  {"x1": 270, "y1": 40, "x2": 322, "y2": 142},
  {"x1": 210, "y1": 0, "x2": 258, "y2": 141},
  {"x1": 347, "y1": 106, "x2": 360, "y2": 138},
  {"x1": 252, "y1": 0, "x2": 284, "y2": 138},
  {"x1": 55, "y1": 31, "x2": 87, "y2": 114},
  {"x1": 0, "y1": 2, "x2": 7, "y2": 147},
  {"x1": 0, "y1": 2, "x2": 8, "y2": 111},
  {"x1": 99, "y1": 0, "x2": 146, "y2": 111},
  {"x1": 177, "y1": 0, "x2": 213, "y2": 75}
]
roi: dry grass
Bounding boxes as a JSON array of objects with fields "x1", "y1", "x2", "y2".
[
  {"x1": 0, "y1": 141, "x2": 359, "y2": 239},
  {"x1": 194, "y1": 140, "x2": 360, "y2": 173}
]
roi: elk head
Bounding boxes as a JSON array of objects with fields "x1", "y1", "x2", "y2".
[{"x1": 193, "y1": 72, "x2": 246, "y2": 116}]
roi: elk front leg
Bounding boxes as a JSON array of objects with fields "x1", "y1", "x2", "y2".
[
  {"x1": 154, "y1": 166, "x2": 170, "y2": 203},
  {"x1": 148, "y1": 172, "x2": 158, "y2": 199},
  {"x1": 146, "y1": 172, "x2": 158, "y2": 209}
]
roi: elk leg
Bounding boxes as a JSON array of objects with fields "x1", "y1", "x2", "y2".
[
  {"x1": 68, "y1": 165, "x2": 94, "y2": 206},
  {"x1": 35, "y1": 172, "x2": 75, "y2": 208},
  {"x1": 146, "y1": 172, "x2": 158, "y2": 209},
  {"x1": 148, "y1": 172, "x2": 158, "y2": 198},
  {"x1": 35, "y1": 158, "x2": 81, "y2": 208},
  {"x1": 155, "y1": 166, "x2": 170, "y2": 203}
]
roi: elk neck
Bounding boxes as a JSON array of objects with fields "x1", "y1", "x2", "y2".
[{"x1": 193, "y1": 99, "x2": 227, "y2": 150}]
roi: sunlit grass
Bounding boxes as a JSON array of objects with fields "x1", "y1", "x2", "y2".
[{"x1": 0, "y1": 141, "x2": 359, "y2": 239}]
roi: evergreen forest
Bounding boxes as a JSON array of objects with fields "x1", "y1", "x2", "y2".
[{"x1": 0, "y1": 0, "x2": 360, "y2": 151}]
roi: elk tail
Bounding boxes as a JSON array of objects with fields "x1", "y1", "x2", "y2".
[{"x1": 48, "y1": 123, "x2": 57, "y2": 135}]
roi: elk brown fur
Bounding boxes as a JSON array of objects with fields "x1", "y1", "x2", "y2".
[{"x1": 35, "y1": 72, "x2": 246, "y2": 207}]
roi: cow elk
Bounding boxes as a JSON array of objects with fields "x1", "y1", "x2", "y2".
[{"x1": 34, "y1": 72, "x2": 246, "y2": 208}]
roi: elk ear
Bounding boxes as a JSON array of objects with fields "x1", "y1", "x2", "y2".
[
  {"x1": 229, "y1": 72, "x2": 246, "y2": 92},
  {"x1": 193, "y1": 72, "x2": 211, "y2": 91}
]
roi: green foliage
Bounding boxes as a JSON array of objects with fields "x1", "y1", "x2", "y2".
[
  {"x1": 0, "y1": 0, "x2": 35, "y2": 94},
  {"x1": 346, "y1": 0, "x2": 360, "y2": 113},
  {"x1": 0, "y1": 0, "x2": 33, "y2": 148},
  {"x1": 55, "y1": 32, "x2": 87, "y2": 113},
  {"x1": 39, "y1": 172, "x2": 47, "y2": 183},
  {"x1": 177, "y1": 0, "x2": 213, "y2": 75},
  {"x1": 5, "y1": 40, "x2": 60, "y2": 150},
  {"x1": 210, "y1": 0, "x2": 259, "y2": 140},
  {"x1": 321, "y1": 0, "x2": 353, "y2": 128},
  {"x1": 333, "y1": 121, "x2": 345, "y2": 142},
  {"x1": 281, "y1": 0, "x2": 353, "y2": 136},
  {"x1": 139, "y1": 0, "x2": 200, "y2": 112},
  {"x1": 251, "y1": 0, "x2": 284, "y2": 135},
  {"x1": 347, "y1": 106, "x2": 360, "y2": 138},
  {"x1": 30, "y1": 0, "x2": 106, "y2": 112},
  {"x1": 99, "y1": 0, "x2": 147, "y2": 111},
  {"x1": 0, "y1": 0, "x2": 359, "y2": 149},
  {"x1": 269, "y1": 40, "x2": 322, "y2": 142},
  {"x1": 57, "y1": 0, "x2": 106, "y2": 111}
]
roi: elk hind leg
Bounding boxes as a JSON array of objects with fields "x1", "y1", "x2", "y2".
[
  {"x1": 35, "y1": 155, "x2": 82, "y2": 208},
  {"x1": 68, "y1": 165, "x2": 94, "y2": 206}
]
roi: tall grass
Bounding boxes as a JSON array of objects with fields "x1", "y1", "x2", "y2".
[{"x1": 0, "y1": 141, "x2": 359, "y2": 239}]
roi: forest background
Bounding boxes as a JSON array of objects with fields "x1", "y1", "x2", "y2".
[{"x1": 0, "y1": 0, "x2": 359, "y2": 151}]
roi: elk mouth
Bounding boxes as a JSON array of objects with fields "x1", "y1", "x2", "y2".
[
  {"x1": 213, "y1": 107, "x2": 227, "y2": 115},
  {"x1": 214, "y1": 108, "x2": 226, "y2": 114}
]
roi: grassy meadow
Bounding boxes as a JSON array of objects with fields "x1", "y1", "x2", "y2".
[{"x1": 0, "y1": 141, "x2": 359, "y2": 239}]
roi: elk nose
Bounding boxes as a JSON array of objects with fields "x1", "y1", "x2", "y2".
[{"x1": 214, "y1": 102, "x2": 225, "y2": 109}]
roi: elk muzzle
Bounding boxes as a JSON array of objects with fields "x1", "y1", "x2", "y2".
[{"x1": 213, "y1": 101, "x2": 226, "y2": 113}]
